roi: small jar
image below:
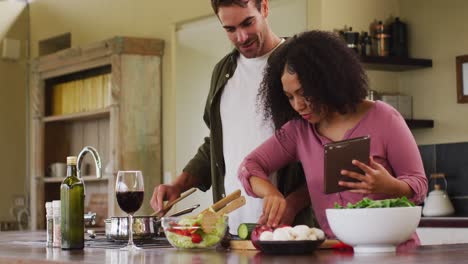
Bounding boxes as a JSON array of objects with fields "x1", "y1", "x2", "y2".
[
  {"x1": 45, "y1": 202, "x2": 53, "y2": 247},
  {"x1": 52, "y1": 200, "x2": 61, "y2": 248}
]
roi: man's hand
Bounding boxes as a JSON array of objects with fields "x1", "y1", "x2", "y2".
[
  {"x1": 150, "y1": 184, "x2": 183, "y2": 217},
  {"x1": 150, "y1": 171, "x2": 200, "y2": 216}
]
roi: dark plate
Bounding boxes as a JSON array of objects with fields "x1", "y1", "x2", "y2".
[{"x1": 256, "y1": 239, "x2": 325, "y2": 255}]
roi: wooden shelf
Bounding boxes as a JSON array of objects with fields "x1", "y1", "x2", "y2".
[
  {"x1": 43, "y1": 107, "x2": 110, "y2": 123},
  {"x1": 31, "y1": 36, "x2": 164, "y2": 230},
  {"x1": 42, "y1": 175, "x2": 110, "y2": 183},
  {"x1": 361, "y1": 56, "x2": 432, "y2": 71},
  {"x1": 405, "y1": 119, "x2": 434, "y2": 129}
]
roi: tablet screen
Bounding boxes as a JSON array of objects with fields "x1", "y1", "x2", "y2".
[{"x1": 324, "y1": 136, "x2": 370, "y2": 194}]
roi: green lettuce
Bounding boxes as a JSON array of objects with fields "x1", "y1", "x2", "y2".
[{"x1": 334, "y1": 197, "x2": 415, "y2": 209}]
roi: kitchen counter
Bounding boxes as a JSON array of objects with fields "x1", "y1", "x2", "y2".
[
  {"x1": 2, "y1": 231, "x2": 468, "y2": 263},
  {"x1": 419, "y1": 217, "x2": 468, "y2": 228}
]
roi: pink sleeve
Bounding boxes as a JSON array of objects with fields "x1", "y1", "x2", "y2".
[
  {"x1": 238, "y1": 122, "x2": 299, "y2": 198},
  {"x1": 384, "y1": 111, "x2": 428, "y2": 204}
]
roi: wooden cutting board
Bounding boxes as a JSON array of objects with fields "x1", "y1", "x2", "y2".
[
  {"x1": 229, "y1": 239, "x2": 340, "y2": 250},
  {"x1": 230, "y1": 240, "x2": 257, "y2": 250}
]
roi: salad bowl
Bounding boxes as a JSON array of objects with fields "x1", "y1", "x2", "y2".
[
  {"x1": 162, "y1": 215, "x2": 228, "y2": 249},
  {"x1": 326, "y1": 205, "x2": 421, "y2": 253}
]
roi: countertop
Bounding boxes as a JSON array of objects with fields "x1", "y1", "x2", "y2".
[
  {"x1": 419, "y1": 217, "x2": 468, "y2": 228},
  {"x1": 1, "y1": 231, "x2": 468, "y2": 263}
]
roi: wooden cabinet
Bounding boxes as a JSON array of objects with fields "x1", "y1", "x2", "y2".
[
  {"x1": 361, "y1": 55, "x2": 434, "y2": 129},
  {"x1": 29, "y1": 37, "x2": 164, "y2": 230}
]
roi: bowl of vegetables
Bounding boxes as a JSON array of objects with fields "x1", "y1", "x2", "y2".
[
  {"x1": 247, "y1": 224, "x2": 325, "y2": 254},
  {"x1": 161, "y1": 215, "x2": 227, "y2": 249},
  {"x1": 326, "y1": 197, "x2": 421, "y2": 253}
]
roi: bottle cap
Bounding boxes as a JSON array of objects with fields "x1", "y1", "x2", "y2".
[
  {"x1": 67, "y1": 156, "x2": 77, "y2": 165},
  {"x1": 52, "y1": 200, "x2": 61, "y2": 216},
  {"x1": 45, "y1": 202, "x2": 53, "y2": 216},
  {"x1": 52, "y1": 200, "x2": 61, "y2": 208}
]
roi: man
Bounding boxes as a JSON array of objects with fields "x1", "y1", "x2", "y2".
[{"x1": 150, "y1": 0, "x2": 314, "y2": 234}]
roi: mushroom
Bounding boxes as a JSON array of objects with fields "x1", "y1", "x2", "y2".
[{"x1": 259, "y1": 231, "x2": 274, "y2": 241}]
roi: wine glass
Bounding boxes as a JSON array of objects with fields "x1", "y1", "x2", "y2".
[{"x1": 115, "y1": 170, "x2": 144, "y2": 251}]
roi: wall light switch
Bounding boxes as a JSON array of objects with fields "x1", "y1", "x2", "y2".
[
  {"x1": 13, "y1": 195, "x2": 25, "y2": 207},
  {"x1": 2, "y1": 38, "x2": 21, "y2": 60}
]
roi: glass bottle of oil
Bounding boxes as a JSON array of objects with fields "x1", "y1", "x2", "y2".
[{"x1": 60, "y1": 156, "x2": 84, "y2": 249}]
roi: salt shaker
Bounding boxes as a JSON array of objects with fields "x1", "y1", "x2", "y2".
[
  {"x1": 45, "y1": 202, "x2": 53, "y2": 247},
  {"x1": 52, "y1": 200, "x2": 61, "y2": 248}
]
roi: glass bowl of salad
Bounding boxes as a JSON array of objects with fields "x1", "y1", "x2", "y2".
[{"x1": 161, "y1": 215, "x2": 228, "y2": 249}]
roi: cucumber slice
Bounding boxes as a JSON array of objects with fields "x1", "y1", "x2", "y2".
[{"x1": 237, "y1": 223, "x2": 257, "y2": 240}]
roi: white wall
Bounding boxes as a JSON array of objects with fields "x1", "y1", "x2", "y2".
[
  {"x1": 0, "y1": 3, "x2": 28, "y2": 224},
  {"x1": 0, "y1": 1, "x2": 26, "y2": 41},
  {"x1": 399, "y1": 0, "x2": 468, "y2": 145}
]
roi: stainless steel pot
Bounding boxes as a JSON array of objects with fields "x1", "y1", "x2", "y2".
[{"x1": 106, "y1": 204, "x2": 199, "y2": 241}]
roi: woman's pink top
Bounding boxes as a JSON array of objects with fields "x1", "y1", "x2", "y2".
[{"x1": 239, "y1": 101, "x2": 427, "y2": 247}]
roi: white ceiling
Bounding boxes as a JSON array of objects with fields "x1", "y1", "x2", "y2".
[{"x1": 0, "y1": 1, "x2": 27, "y2": 41}]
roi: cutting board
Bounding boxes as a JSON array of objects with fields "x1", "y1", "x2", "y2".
[
  {"x1": 230, "y1": 240, "x2": 257, "y2": 250},
  {"x1": 229, "y1": 239, "x2": 340, "y2": 250}
]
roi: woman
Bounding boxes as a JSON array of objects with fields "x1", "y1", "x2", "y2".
[{"x1": 238, "y1": 30, "x2": 427, "y2": 247}]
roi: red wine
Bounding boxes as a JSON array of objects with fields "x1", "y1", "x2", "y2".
[{"x1": 116, "y1": 191, "x2": 144, "y2": 214}]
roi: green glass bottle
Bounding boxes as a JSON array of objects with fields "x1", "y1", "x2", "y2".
[{"x1": 60, "y1": 156, "x2": 84, "y2": 250}]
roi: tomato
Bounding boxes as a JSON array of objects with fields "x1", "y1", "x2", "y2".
[{"x1": 191, "y1": 233, "x2": 202, "y2": 243}]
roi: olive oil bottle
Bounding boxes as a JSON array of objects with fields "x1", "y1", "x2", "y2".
[{"x1": 60, "y1": 156, "x2": 84, "y2": 249}]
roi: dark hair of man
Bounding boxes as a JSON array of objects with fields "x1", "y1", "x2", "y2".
[
  {"x1": 258, "y1": 30, "x2": 369, "y2": 129},
  {"x1": 211, "y1": 0, "x2": 262, "y2": 15}
]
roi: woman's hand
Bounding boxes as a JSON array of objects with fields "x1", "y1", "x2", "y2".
[
  {"x1": 339, "y1": 156, "x2": 413, "y2": 197},
  {"x1": 258, "y1": 190, "x2": 286, "y2": 228},
  {"x1": 249, "y1": 176, "x2": 286, "y2": 228}
]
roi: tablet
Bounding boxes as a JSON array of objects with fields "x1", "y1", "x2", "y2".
[{"x1": 324, "y1": 136, "x2": 370, "y2": 194}]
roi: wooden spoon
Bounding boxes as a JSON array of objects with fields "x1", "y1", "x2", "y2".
[
  {"x1": 200, "y1": 196, "x2": 246, "y2": 233},
  {"x1": 201, "y1": 189, "x2": 241, "y2": 214}
]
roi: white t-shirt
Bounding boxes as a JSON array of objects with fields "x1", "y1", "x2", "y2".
[{"x1": 220, "y1": 40, "x2": 284, "y2": 234}]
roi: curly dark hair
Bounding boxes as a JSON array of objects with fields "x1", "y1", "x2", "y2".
[
  {"x1": 258, "y1": 30, "x2": 369, "y2": 129},
  {"x1": 211, "y1": 0, "x2": 262, "y2": 14}
]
